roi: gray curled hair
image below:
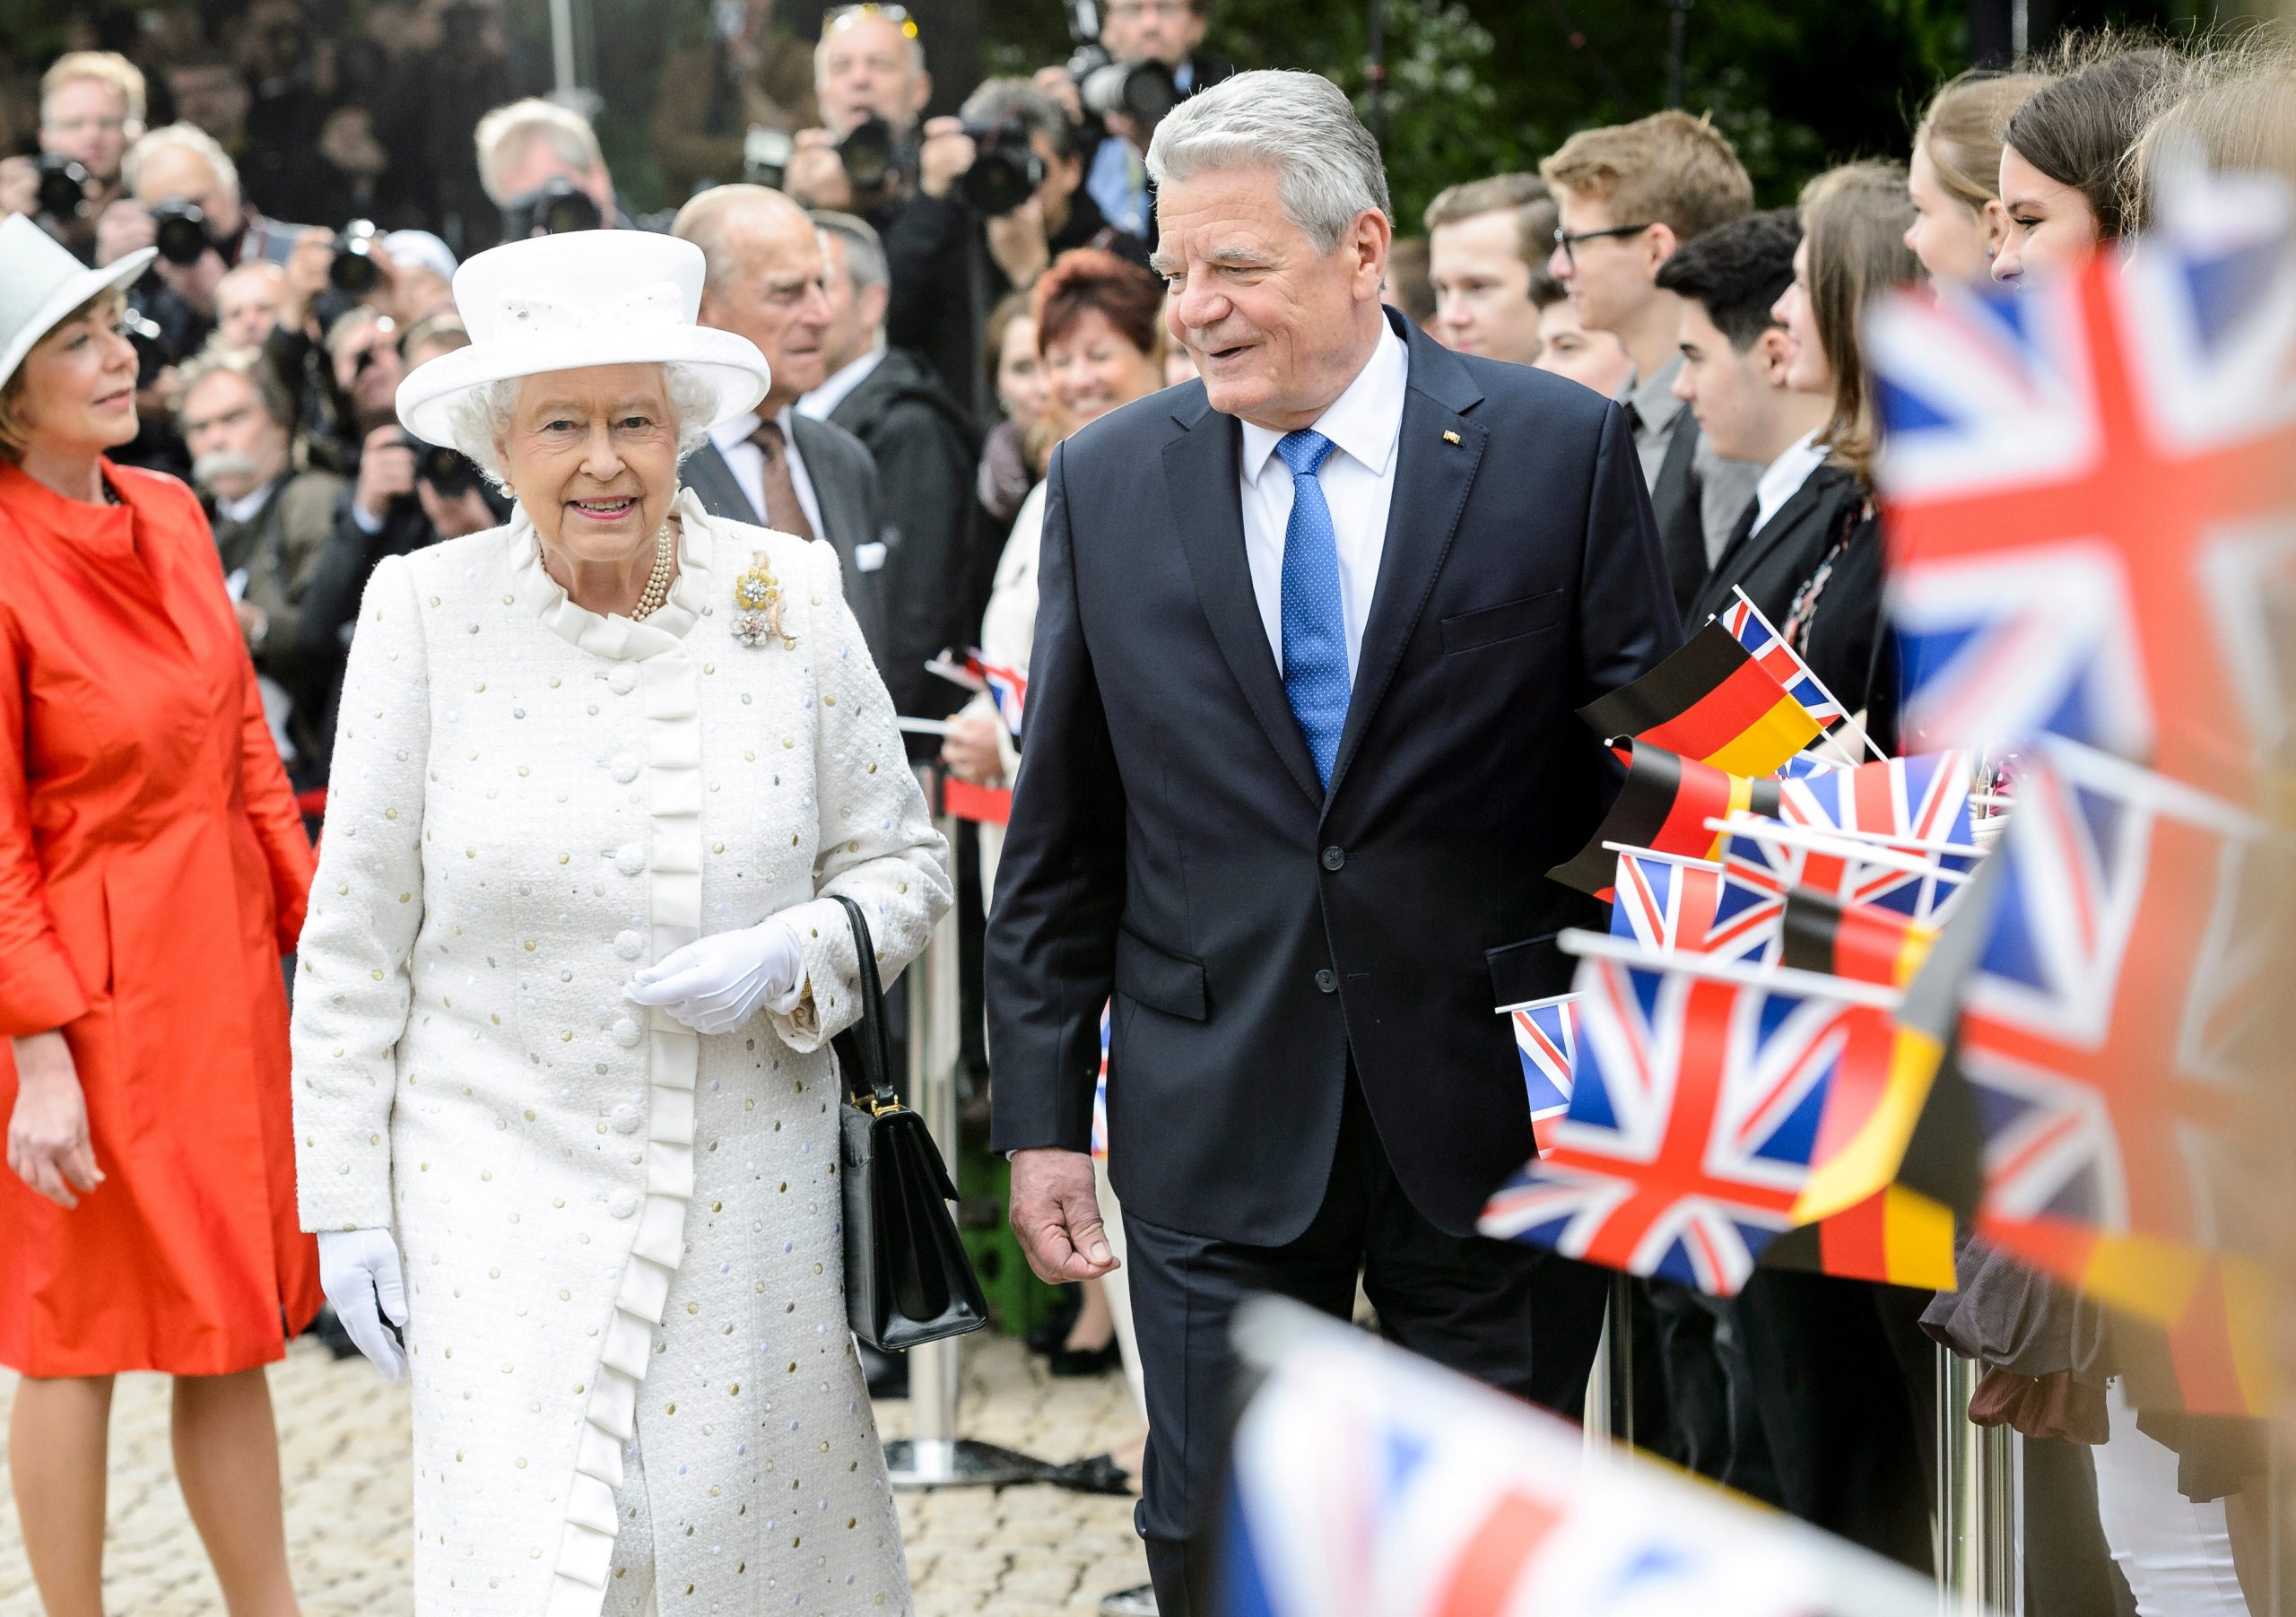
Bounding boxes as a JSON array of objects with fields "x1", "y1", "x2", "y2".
[
  {"x1": 442, "y1": 361, "x2": 719, "y2": 490},
  {"x1": 1144, "y1": 70, "x2": 1391, "y2": 254}
]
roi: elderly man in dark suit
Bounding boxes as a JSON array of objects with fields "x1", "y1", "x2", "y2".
[
  {"x1": 987, "y1": 70, "x2": 1677, "y2": 1615},
  {"x1": 671, "y1": 183, "x2": 890, "y2": 664}
]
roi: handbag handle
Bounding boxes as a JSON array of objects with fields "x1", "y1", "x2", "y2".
[{"x1": 828, "y1": 893, "x2": 900, "y2": 1115}]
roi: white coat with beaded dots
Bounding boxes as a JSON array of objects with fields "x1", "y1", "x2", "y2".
[{"x1": 291, "y1": 488, "x2": 947, "y2": 1616}]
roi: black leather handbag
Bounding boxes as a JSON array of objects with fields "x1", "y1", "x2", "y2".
[{"x1": 829, "y1": 894, "x2": 989, "y2": 1352}]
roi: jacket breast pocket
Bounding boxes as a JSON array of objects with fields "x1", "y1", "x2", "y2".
[
  {"x1": 1113, "y1": 926, "x2": 1207, "y2": 1021},
  {"x1": 1485, "y1": 933, "x2": 1571, "y2": 1010},
  {"x1": 1440, "y1": 588, "x2": 1565, "y2": 655}
]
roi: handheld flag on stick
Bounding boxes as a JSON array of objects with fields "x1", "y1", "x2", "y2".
[
  {"x1": 1223, "y1": 1299, "x2": 1939, "y2": 1617},
  {"x1": 1501, "y1": 995, "x2": 1577, "y2": 1155},
  {"x1": 1609, "y1": 846, "x2": 1783, "y2": 963},
  {"x1": 1550, "y1": 744, "x2": 1781, "y2": 899},
  {"x1": 1579, "y1": 620, "x2": 1824, "y2": 778}
]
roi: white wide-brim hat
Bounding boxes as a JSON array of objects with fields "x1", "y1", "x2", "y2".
[
  {"x1": 396, "y1": 230, "x2": 770, "y2": 454},
  {"x1": 0, "y1": 213, "x2": 156, "y2": 394}
]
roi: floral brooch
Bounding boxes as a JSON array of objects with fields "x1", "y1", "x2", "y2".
[{"x1": 733, "y1": 550, "x2": 796, "y2": 648}]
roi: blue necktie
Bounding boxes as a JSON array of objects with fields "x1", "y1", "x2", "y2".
[{"x1": 1275, "y1": 430, "x2": 1349, "y2": 787}]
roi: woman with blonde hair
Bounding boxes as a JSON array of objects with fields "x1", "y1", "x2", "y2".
[{"x1": 1906, "y1": 68, "x2": 2053, "y2": 281}]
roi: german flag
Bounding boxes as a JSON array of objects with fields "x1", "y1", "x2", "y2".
[
  {"x1": 1579, "y1": 621, "x2": 1824, "y2": 778},
  {"x1": 1550, "y1": 743, "x2": 1780, "y2": 899},
  {"x1": 1763, "y1": 1185, "x2": 1957, "y2": 1289},
  {"x1": 1779, "y1": 888, "x2": 1936, "y2": 987}
]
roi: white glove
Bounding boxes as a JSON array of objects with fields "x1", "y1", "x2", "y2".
[
  {"x1": 317, "y1": 1226, "x2": 409, "y2": 1382},
  {"x1": 624, "y1": 916, "x2": 808, "y2": 1036}
]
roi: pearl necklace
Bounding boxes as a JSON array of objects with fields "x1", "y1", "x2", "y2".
[
  {"x1": 628, "y1": 522, "x2": 676, "y2": 621},
  {"x1": 537, "y1": 520, "x2": 675, "y2": 621}
]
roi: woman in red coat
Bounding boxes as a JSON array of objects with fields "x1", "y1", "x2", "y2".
[{"x1": 0, "y1": 214, "x2": 321, "y2": 1614}]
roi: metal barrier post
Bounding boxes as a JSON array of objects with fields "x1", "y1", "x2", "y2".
[
  {"x1": 883, "y1": 769, "x2": 1046, "y2": 1489},
  {"x1": 1935, "y1": 1344, "x2": 2022, "y2": 1614}
]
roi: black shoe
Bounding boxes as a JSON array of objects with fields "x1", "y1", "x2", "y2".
[
  {"x1": 1100, "y1": 1584, "x2": 1158, "y2": 1616},
  {"x1": 1039, "y1": 1451, "x2": 1134, "y2": 1495},
  {"x1": 1048, "y1": 1338, "x2": 1123, "y2": 1378},
  {"x1": 859, "y1": 1341, "x2": 909, "y2": 1399},
  {"x1": 1026, "y1": 1284, "x2": 1083, "y2": 1355}
]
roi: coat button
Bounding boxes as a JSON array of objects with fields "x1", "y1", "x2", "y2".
[
  {"x1": 608, "y1": 1187, "x2": 639, "y2": 1219},
  {"x1": 1321, "y1": 846, "x2": 1345, "y2": 871},
  {"x1": 611, "y1": 754, "x2": 640, "y2": 784},
  {"x1": 613, "y1": 930, "x2": 646, "y2": 961},
  {"x1": 614, "y1": 843, "x2": 645, "y2": 875},
  {"x1": 608, "y1": 666, "x2": 637, "y2": 694},
  {"x1": 1314, "y1": 969, "x2": 1338, "y2": 994},
  {"x1": 613, "y1": 1017, "x2": 642, "y2": 1047},
  {"x1": 610, "y1": 1103, "x2": 642, "y2": 1135}
]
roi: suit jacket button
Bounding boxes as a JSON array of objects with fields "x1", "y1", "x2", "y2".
[
  {"x1": 1314, "y1": 968, "x2": 1338, "y2": 994},
  {"x1": 1320, "y1": 846, "x2": 1345, "y2": 871}
]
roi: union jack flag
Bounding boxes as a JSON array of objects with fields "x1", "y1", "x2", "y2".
[
  {"x1": 1479, "y1": 943, "x2": 1892, "y2": 1295},
  {"x1": 1722, "y1": 751, "x2": 1978, "y2": 921},
  {"x1": 1610, "y1": 848, "x2": 1780, "y2": 963},
  {"x1": 1868, "y1": 183, "x2": 2296, "y2": 794},
  {"x1": 1718, "y1": 588, "x2": 1848, "y2": 729},
  {"x1": 1090, "y1": 1000, "x2": 1109, "y2": 1159},
  {"x1": 969, "y1": 651, "x2": 1028, "y2": 737},
  {"x1": 1502, "y1": 995, "x2": 1576, "y2": 1155},
  {"x1": 1959, "y1": 738, "x2": 2266, "y2": 1321}
]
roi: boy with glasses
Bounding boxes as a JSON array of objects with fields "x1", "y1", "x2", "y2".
[{"x1": 1542, "y1": 109, "x2": 1759, "y2": 622}]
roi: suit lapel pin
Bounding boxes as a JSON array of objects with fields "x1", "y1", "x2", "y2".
[{"x1": 1442, "y1": 429, "x2": 1462, "y2": 445}]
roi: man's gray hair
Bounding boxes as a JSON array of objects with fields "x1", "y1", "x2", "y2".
[
  {"x1": 1145, "y1": 70, "x2": 1391, "y2": 253},
  {"x1": 442, "y1": 363, "x2": 719, "y2": 489},
  {"x1": 812, "y1": 210, "x2": 888, "y2": 293},
  {"x1": 123, "y1": 122, "x2": 240, "y2": 203},
  {"x1": 474, "y1": 98, "x2": 605, "y2": 206}
]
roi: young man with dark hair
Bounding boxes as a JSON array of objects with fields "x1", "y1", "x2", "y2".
[
  {"x1": 1542, "y1": 109, "x2": 1761, "y2": 620},
  {"x1": 1655, "y1": 207, "x2": 1851, "y2": 633}
]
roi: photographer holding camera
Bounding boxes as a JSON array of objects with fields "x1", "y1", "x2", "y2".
[
  {"x1": 1067, "y1": 0, "x2": 1231, "y2": 242},
  {"x1": 474, "y1": 97, "x2": 635, "y2": 242},
  {"x1": 0, "y1": 53, "x2": 146, "y2": 265}
]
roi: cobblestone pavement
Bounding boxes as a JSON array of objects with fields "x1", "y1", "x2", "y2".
[{"x1": 0, "y1": 1334, "x2": 1146, "y2": 1616}]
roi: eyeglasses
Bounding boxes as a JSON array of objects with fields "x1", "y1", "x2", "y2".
[
  {"x1": 822, "y1": 4, "x2": 918, "y2": 40},
  {"x1": 1552, "y1": 222, "x2": 1653, "y2": 265}
]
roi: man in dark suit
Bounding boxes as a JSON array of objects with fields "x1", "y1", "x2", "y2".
[
  {"x1": 1661, "y1": 209, "x2": 1859, "y2": 637},
  {"x1": 670, "y1": 182, "x2": 891, "y2": 664},
  {"x1": 986, "y1": 71, "x2": 1676, "y2": 1614}
]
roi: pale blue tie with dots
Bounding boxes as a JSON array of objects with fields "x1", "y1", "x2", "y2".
[{"x1": 1275, "y1": 429, "x2": 1350, "y2": 788}]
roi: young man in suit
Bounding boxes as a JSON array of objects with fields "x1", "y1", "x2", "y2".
[
  {"x1": 669, "y1": 183, "x2": 891, "y2": 666},
  {"x1": 1543, "y1": 110, "x2": 1761, "y2": 622},
  {"x1": 1660, "y1": 208, "x2": 1856, "y2": 635},
  {"x1": 987, "y1": 70, "x2": 1676, "y2": 1615}
]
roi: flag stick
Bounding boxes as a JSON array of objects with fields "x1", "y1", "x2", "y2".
[{"x1": 1705, "y1": 816, "x2": 1979, "y2": 879}]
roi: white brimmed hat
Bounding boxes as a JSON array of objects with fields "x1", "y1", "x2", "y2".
[
  {"x1": 0, "y1": 213, "x2": 156, "y2": 394},
  {"x1": 396, "y1": 230, "x2": 770, "y2": 455}
]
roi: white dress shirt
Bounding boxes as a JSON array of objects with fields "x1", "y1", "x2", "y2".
[
  {"x1": 1751, "y1": 429, "x2": 1829, "y2": 537},
  {"x1": 1237, "y1": 318, "x2": 1408, "y2": 682},
  {"x1": 796, "y1": 340, "x2": 886, "y2": 422},
  {"x1": 706, "y1": 404, "x2": 826, "y2": 539}
]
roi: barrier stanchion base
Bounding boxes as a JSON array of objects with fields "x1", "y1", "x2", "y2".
[{"x1": 883, "y1": 1437, "x2": 1048, "y2": 1490}]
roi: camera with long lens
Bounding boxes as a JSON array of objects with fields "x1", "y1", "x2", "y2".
[
  {"x1": 500, "y1": 177, "x2": 603, "y2": 239},
  {"x1": 34, "y1": 154, "x2": 91, "y2": 222},
  {"x1": 1069, "y1": 46, "x2": 1179, "y2": 124},
  {"x1": 331, "y1": 218, "x2": 383, "y2": 294},
  {"x1": 835, "y1": 115, "x2": 899, "y2": 194},
  {"x1": 404, "y1": 432, "x2": 480, "y2": 499},
  {"x1": 959, "y1": 119, "x2": 1045, "y2": 218},
  {"x1": 150, "y1": 197, "x2": 215, "y2": 266}
]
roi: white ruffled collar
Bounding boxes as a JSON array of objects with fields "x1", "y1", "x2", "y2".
[{"x1": 508, "y1": 485, "x2": 715, "y2": 662}]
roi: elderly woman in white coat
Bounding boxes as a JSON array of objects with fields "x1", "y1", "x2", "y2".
[{"x1": 291, "y1": 230, "x2": 950, "y2": 1617}]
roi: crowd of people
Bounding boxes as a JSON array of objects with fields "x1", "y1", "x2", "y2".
[{"x1": 2, "y1": 5, "x2": 2294, "y2": 1617}]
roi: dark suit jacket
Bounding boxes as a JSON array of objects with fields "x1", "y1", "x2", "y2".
[
  {"x1": 1649, "y1": 409, "x2": 1709, "y2": 622},
  {"x1": 985, "y1": 312, "x2": 1677, "y2": 1244},
  {"x1": 1681, "y1": 461, "x2": 1862, "y2": 634},
  {"x1": 680, "y1": 418, "x2": 891, "y2": 666}
]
